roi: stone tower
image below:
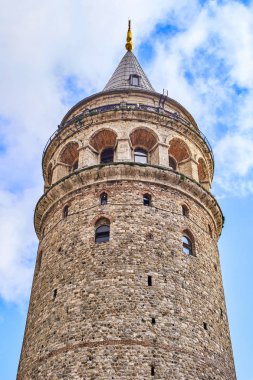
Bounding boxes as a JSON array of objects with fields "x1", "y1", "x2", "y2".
[{"x1": 18, "y1": 23, "x2": 236, "y2": 379}]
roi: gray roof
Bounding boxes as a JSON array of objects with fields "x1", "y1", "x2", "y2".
[{"x1": 103, "y1": 51, "x2": 155, "y2": 92}]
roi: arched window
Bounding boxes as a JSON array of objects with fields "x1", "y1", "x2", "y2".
[
  {"x1": 95, "y1": 224, "x2": 110, "y2": 244},
  {"x1": 182, "y1": 204, "x2": 189, "y2": 217},
  {"x1": 134, "y1": 148, "x2": 148, "y2": 164},
  {"x1": 100, "y1": 192, "x2": 108, "y2": 205},
  {"x1": 208, "y1": 224, "x2": 213, "y2": 238},
  {"x1": 182, "y1": 235, "x2": 193, "y2": 255},
  {"x1": 63, "y1": 205, "x2": 69, "y2": 218},
  {"x1": 169, "y1": 155, "x2": 177, "y2": 171},
  {"x1": 143, "y1": 194, "x2": 151, "y2": 206},
  {"x1": 100, "y1": 148, "x2": 114, "y2": 164}
]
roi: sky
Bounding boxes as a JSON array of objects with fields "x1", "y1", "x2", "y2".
[{"x1": 0, "y1": 0, "x2": 252, "y2": 378}]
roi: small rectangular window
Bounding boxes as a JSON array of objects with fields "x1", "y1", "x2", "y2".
[
  {"x1": 53, "y1": 289, "x2": 57, "y2": 301},
  {"x1": 151, "y1": 366, "x2": 155, "y2": 376},
  {"x1": 130, "y1": 74, "x2": 140, "y2": 86},
  {"x1": 148, "y1": 275, "x2": 152, "y2": 286},
  {"x1": 152, "y1": 317, "x2": 156, "y2": 325},
  {"x1": 203, "y1": 322, "x2": 208, "y2": 330},
  {"x1": 143, "y1": 194, "x2": 151, "y2": 206}
]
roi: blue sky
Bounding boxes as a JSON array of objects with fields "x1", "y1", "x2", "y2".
[{"x1": 0, "y1": 0, "x2": 253, "y2": 379}]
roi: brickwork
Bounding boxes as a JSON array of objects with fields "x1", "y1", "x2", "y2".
[{"x1": 17, "y1": 84, "x2": 236, "y2": 378}]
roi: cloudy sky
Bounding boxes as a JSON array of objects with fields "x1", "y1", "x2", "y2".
[{"x1": 0, "y1": 0, "x2": 252, "y2": 378}]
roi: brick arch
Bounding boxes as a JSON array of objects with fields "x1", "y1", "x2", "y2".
[
  {"x1": 130, "y1": 127, "x2": 158, "y2": 151},
  {"x1": 95, "y1": 217, "x2": 110, "y2": 228},
  {"x1": 181, "y1": 228, "x2": 195, "y2": 241},
  {"x1": 168, "y1": 138, "x2": 191, "y2": 163},
  {"x1": 91, "y1": 214, "x2": 113, "y2": 226},
  {"x1": 198, "y1": 158, "x2": 209, "y2": 182},
  {"x1": 89, "y1": 129, "x2": 117, "y2": 152},
  {"x1": 59, "y1": 142, "x2": 79, "y2": 166},
  {"x1": 181, "y1": 202, "x2": 190, "y2": 216}
]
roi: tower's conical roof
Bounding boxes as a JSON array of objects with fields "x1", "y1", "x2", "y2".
[
  {"x1": 104, "y1": 21, "x2": 154, "y2": 92},
  {"x1": 103, "y1": 51, "x2": 155, "y2": 92}
]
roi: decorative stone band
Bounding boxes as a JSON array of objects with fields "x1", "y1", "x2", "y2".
[
  {"x1": 42, "y1": 101, "x2": 214, "y2": 179},
  {"x1": 18, "y1": 339, "x2": 236, "y2": 380},
  {"x1": 34, "y1": 163, "x2": 223, "y2": 239}
]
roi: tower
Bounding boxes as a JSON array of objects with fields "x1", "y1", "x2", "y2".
[{"x1": 18, "y1": 23, "x2": 236, "y2": 379}]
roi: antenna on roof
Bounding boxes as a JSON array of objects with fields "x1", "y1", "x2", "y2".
[{"x1": 125, "y1": 20, "x2": 133, "y2": 52}]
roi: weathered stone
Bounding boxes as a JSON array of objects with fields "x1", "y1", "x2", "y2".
[{"x1": 18, "y1": 69, "x2": 236, "y2": 379}]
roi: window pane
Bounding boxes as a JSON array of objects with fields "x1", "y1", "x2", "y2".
[
  {"x1": 182, "y1": 235, "x2": 193, "y2": 255},
  {"x1": 182, "y1": 236, "x2": 189, "y2": 244},
  {"x1": 100, "y1": 193, "x2": 108, "y2": 205},
  {"x1": 183, "y1": 246, "x2": 190, "y2": 255},
  {"x1": 101, "y1": 148, "x2": 114, "y2": 164},
  {"x1": 130, "y1": 75, "x2": 140, "y2": 86},
  {"x1": 134, "y1": 148, "x2": 148, "y2": 163},
  {"x1": 143, "y1": 194, "x2": 150, "y2": 206},
  {"x1": 95, "y1": 225, "x2": 110, "y2": 243},
  {"x1": 132, "y1": 77, "x2": 139, "y2": 86}
]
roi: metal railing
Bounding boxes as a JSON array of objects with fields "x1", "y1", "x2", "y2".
[{"x1": 43, "y1": 102, "x2": 214, "y2": 163}]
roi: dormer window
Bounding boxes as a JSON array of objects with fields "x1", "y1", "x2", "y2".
[{"x1": 130, "y1": 74, "x2": 140, "y2": 86}]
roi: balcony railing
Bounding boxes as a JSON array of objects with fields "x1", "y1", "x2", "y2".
[{"x1": 43, "y1": 102, "x2": 214, "y2": 165}]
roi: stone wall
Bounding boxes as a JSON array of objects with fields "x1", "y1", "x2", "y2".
[
  {"x1": 18, "y1": 169, "x2": 236, "y2": 379},
  {"x1": 42, "y1": 91, "x2": 213, "y2": 191},
  {"x1": 17, "y1": 88, "x2": 236, "y2": 380}
]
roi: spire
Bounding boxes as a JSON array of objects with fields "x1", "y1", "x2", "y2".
[
  {"x1": 125, "y1": 20, "x2": 133, "y2": 52},
  {"x1": 103, "y1": 21, "x2": 154, "y2": 92}
]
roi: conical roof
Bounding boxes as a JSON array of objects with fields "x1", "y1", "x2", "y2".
[{"x1": 103, "y1": 51, "x2": 154, "y2": 92}]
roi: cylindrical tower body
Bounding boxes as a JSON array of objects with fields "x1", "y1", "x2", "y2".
[{"x1": 18, "y1": 49, "x2": 236, "y2": 379}]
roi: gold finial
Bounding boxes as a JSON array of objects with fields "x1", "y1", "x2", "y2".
[{"x1": 125, "y1": 20, "x2": 133, "y2": 52}]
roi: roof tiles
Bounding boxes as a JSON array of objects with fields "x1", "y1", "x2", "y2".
[{"x1": 103, "y1": 51, "x2": 154, "y2": 92}]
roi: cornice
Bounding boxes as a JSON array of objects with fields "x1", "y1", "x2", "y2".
[
  {"x1": 42, "y1": 105, "x2": 214, "y2": 181},
  {"x1": 60, "y1": 89, "x2": 198, "y2": 129},
  {"x1": 35, "y1": 163, "x2": 223, "y2": 240}
]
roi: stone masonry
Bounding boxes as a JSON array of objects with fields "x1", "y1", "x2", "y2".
[{"x1": 17, "y1": 43, "x2": 236, "y2": 379}]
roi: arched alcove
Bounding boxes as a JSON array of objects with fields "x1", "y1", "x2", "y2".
[
  {"x1": 89, "y1": 129, "x2": 117, "y2": 152},
  {"x1": 89, "y1": 129, "x2": 117, "y2": 164},
  {"x1": 130, "y1": 128, "x2": 158, "y2": 164},
  {"x1": 60, "y1": 142, "x2": 79, "y2": 172},
  {"x1": 130, "y1": 128, "x2": 157, "y2": 151},
  {"x1": 168, "y1": 138, "x2": 192, "y2": 177},
  {"x1": 168, "y1": 138, "x2": 190, "y2": 162}
]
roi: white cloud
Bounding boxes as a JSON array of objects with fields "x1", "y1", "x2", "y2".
[
  {"x1": 149, "y1": 0, "x2": 253, "y2": 194},
  {"x1": 218, "y1": 133, "x2": 253, "y2": 174},
  {"x1": 0, "y1": 0, "x2": 253, "y2": 303},
  {"x1": 0, "y1": 187, "x2": 39, "y2": 303},
  {"x1": 0, "y1": 0, "x2": 196, "y2": 303}
]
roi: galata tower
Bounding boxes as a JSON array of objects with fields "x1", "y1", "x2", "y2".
[{"x1": 17, "y1": 22, "x2": 236, "y2": 379}]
